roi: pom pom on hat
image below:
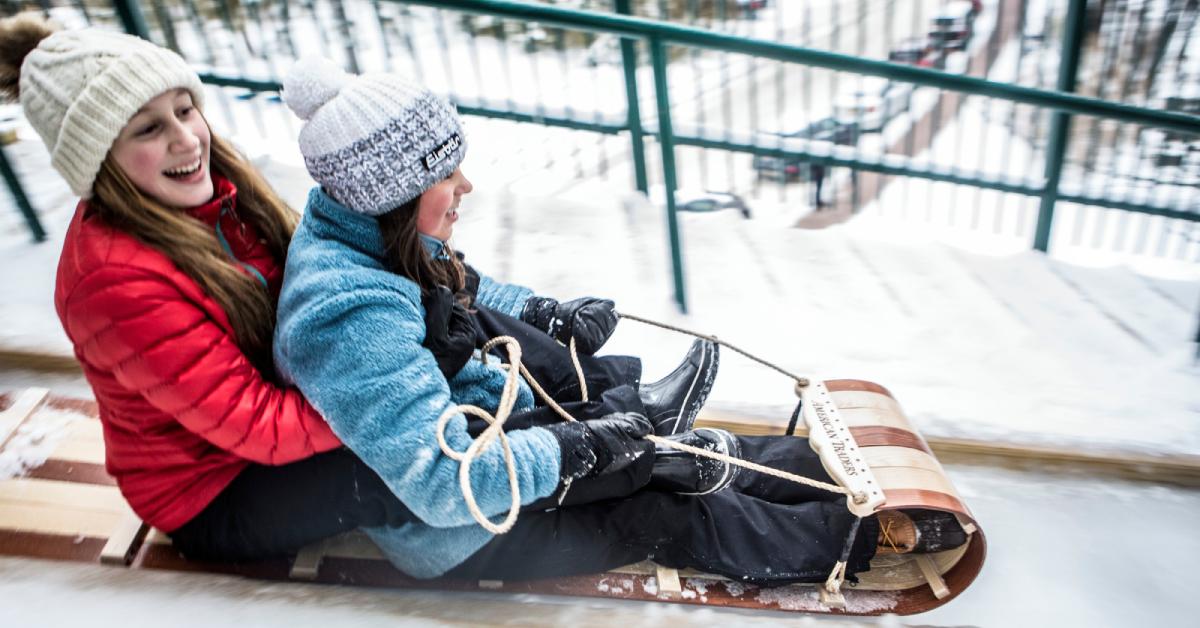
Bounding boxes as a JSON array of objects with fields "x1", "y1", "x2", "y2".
[{"x1": 282, "y1": 56, "x2": 351, "y2": 121}]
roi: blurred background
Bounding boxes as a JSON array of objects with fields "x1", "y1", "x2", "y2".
[{"x1": 0, "y1": 1, "x2": 1198, "y2": 626}]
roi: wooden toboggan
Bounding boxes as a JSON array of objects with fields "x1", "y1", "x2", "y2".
[{"x1": 0, "y1": 380, "x2": 984, "y2": 616}]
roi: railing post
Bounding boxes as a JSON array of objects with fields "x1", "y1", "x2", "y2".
[
  {"x1": 113, "y1": 0, "x2": 152, "y2": 40},
  {"x1": 1033, "y1": 0, "x2": 1088, "y2": 253},
  {"x1": 615, "y1": 0, "x2": 648, "y2": 193},
  {"x1": 649, "y1": 36, "x2": 687, "y2": 314},
  {"x1": 0, "y1": 144, "x2": 46, "y2": 243}
]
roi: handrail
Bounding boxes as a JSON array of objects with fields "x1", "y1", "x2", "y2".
[{"x1": 405, "y1": 0, "x2": 1200, "y2": 136}]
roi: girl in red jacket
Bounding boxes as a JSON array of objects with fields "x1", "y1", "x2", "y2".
[{"x1": 0, "y1": 14, "x2": 426, "y2": 560}]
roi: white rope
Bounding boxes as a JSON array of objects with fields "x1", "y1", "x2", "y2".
[
  {"x1": 433, "y1": 336, "x2": 526, "y2": 535},
  {"x1": 642, "y1": 433, "x2": 847, "y2": 495}
]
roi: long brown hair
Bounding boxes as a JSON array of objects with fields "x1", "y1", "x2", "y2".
[
  {"x1": 90, "y1": 134, "x2": 296, "y2": 377},
  {"x1": 377, "y1": 199, "x2": 466, "y2": 300}
]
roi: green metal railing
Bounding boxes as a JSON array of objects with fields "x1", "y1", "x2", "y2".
[{"x1": 2, "y1": 0, "x2": 1198, "y2": 313}]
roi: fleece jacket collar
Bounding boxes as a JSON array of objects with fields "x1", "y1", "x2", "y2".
[
  {"x1": 419, "y1": 233, "x2": 451, "y2": 260},
  {"x1": 304, "y1": 187, "x2": 388, "y2": 260}
]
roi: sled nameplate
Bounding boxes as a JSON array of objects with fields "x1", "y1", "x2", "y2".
[{"x1": 800, "y1": 380, "x2": 885, "y2": 517}]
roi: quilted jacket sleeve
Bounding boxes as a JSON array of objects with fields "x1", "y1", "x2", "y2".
[{"x1": 64, "y1": 264, "x2": 342, "y2": 465}]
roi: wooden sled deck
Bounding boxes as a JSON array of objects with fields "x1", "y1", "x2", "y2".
[{"x1": 0, "y1": 381, "x2": 985, "y2": 616}]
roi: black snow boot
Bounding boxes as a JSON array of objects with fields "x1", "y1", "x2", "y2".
[
  {"x1": 639, "y1": 339, "x2": 719, "y2": 436},
  {"x1": 647, "y1": 427, "x2": 741, "y2": 495}
]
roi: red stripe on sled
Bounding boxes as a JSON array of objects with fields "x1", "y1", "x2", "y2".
[
  {"x1": 0, "y1": 530, "x2": 109, "y2": 562},
  {"x1": 882, "y1": 488, "x2": 968, "y2": 517},
  {"x1": 850, "y1": 426, "x2": 933, "y2": 455}
]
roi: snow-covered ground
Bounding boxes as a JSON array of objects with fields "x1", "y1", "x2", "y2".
[
  {"x1": 2, "y1": 80, "x2": 1198, "y2": 455},
  {"x1": 2, "y1": 464, "x2": 1197, "y2": 627},
  {"x1": 2, "y1": 1, "x2": 1198, "y2": 623}
]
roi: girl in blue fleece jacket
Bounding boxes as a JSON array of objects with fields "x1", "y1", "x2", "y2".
[{"x1": 272, "y1": 59, "x2": 966, "y2": 584}]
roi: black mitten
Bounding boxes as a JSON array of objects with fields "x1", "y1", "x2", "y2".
[
  {"x1": 421, "y1": 286, "x2": 477, "y2": 380},
  {"x1": 520, "y1": 296, "x2": 619, "y2": 355},
  {"x1": 542, "y1": 412, "x2": 653, "y2": 480}
]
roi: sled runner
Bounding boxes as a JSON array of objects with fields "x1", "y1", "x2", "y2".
[{"x1": 0, "y1": 381, "x2": 984, "y2": 616}]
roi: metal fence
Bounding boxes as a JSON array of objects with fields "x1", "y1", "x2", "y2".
[{"x1": 1, "y1": 0, "x2": 1198, "y2": 311}]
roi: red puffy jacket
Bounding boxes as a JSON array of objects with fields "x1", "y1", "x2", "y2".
[{"x1": 54, "y1": 176, "x2": 342, "y2": 532}]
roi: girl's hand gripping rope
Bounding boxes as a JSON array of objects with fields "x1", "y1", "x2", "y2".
[{"x1": 521, "y1": 296, "x2": 619, "y2": 355}]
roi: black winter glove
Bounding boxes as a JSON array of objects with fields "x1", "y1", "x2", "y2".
[
  {"x1": 421, "y1": 286, "x2": 477, "y2": 380},
  {"x1": 521, "y1": 296, "x2": 619, "y2": 355},
  {"x1": 542, "y1": 412, "x2": 654, "y2": 480}
]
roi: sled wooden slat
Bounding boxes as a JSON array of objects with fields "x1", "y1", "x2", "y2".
[
  {"x1": 873, "y1": 457, "x2": 962, "y2": 497},
  {"x1": 855, "y1": 543, "x2": 970, "y2": 590},
  {"x1": 0, "y1": 477, "x2": 128, "y2": 513},
  {"x1": 861, "y1": 445, "x2": 949, "y2": 475},
  {"x1": 98, "y1": 508, "x2": 149, "y2": 566},
  {"x1": 0, "y1": 500, "x2": 126, "y2": 538},
  {"x1": 914, "y1": 554, "x2": 951, "y2": 599},
  {"x1": 837, "y1": 406, "x2": 916, "y2": 431},
  {"x1": 656, "y1": 564, "x2": 683, "y2": 598},
  {"x1": 290, "y1": 539, "x2": 326, "y2": 580},
  {"x1": 1, "y1": 385, "x2": 985, "y2": 617},
  {"x1": 829, "y1": 390, "x2": 904, "y2": 414},
  {"x1": 49, "y1": 433, "x2": 106, "y2": 465},
  {"x1": 0, "y1": 387, "x2": 49, "y2": 449}
]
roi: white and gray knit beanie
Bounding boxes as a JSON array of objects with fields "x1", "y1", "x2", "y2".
[
  {"x1": 18, "y1": 29, "x2": 205, "y2": 198},
  {"x1": 282, "y1": 57, "x2": 466, "y2": 216}
]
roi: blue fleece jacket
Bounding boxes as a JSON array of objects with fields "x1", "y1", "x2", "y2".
[{"x1": 273, "y1": 188, "x2": 562, "y2": 577}]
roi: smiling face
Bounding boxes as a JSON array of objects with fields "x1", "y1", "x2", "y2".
[
  {"x1": 416, "y1": 167, "x2": 473, "y2": 241},
  {"x1": 109, "y1": 89, "x2": 213, "y2": 209}
]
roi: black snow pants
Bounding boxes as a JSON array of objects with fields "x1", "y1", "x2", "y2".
[
  {"x1": 172, "y1": 436, "x2": 877, "y2": 585},
  {"x1": 447, "y1": 435, "x2": 879, "y2": 586}
]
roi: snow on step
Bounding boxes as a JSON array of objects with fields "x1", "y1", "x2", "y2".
[{"x1": 1045, "y1": 261, "x2": 1196, "y2": 360}]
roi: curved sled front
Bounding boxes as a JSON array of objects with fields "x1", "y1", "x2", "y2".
[
  {"x1": 0, "y1": 383, "x2": 983, "y2": 617},
  {"x1": 699, "y1": 378, "x2": 986, "y2": 614}
]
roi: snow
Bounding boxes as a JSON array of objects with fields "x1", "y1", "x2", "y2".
[
  {"x1": 0, "y1": 407, "x2": 82, "y2": 480},
  {"x1": 1, "y1": 0, "x2": 1198, "y2": 624},
  {"x1": 756, "y1": 586, "x2": 899, "y2": 613}
]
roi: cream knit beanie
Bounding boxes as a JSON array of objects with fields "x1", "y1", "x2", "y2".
[
  {"x1": 19, "y1": 29, "x2": 205, "y2": 198},
  {"x1": 282, "y1": 57, "x2": 466, "y2": 216}
]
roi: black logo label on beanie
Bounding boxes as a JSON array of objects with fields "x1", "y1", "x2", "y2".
[{"x1": 423, "y1": 134, "x2": 462, "y2": 171}]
